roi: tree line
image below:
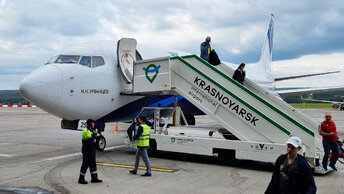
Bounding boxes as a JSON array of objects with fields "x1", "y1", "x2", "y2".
[
  {"x1": 0, "y1": 90, "x2": 28, "y2": 105},
  {"x1": 283, "y1": 90, "x2": 344, "y2": 103}
]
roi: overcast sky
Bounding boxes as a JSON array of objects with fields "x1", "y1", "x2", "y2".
[{"x1": 0, "y1": 0, "x2": 344, "y2": 89}]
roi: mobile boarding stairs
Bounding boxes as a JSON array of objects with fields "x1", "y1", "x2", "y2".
[{"x1": 122, "y1": 54, "x2": 326, "y2": 173}]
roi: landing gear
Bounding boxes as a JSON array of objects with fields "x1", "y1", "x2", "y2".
[{"x1": 96, "y1": 135, "x2": 106, "y2": 151}]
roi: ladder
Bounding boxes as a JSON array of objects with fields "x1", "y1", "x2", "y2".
[{"x1": 130, "y1": 55, "x2": 323, "y2": 163}]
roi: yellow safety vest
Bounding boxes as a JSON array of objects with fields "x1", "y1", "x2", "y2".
[
  {"x1": 82, "y1": 128, "x2": 93, "y2": 140},
  {"x1": 135, "y1": 124, "x2": 150, "y2": 147}
]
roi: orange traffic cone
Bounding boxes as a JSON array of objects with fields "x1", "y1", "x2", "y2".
[{"x1": 115, "y1": 122, "x2": 119, "y2": 133}]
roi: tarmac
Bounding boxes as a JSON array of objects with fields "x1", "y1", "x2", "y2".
[{"x1": 0, "y1": 107, "x2": 344, "y2": 194}]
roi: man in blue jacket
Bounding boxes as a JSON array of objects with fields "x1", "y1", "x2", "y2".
[
  {"x1": 265, "y1": 136, "x2": 316, "y2": 194},
  {"x1": 200, "y1": 36, "x2": 211, "y2": 61}
]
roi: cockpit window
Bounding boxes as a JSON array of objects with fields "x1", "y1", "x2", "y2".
[
  {"x1": 92, "y1": 56, "x2": 105, "y2": 67},
  {"x1": 79, "y1": 56, "x2": 91, "y2": 68},
  {"x1": 56, "y1": 55, "x2": 80, "y2": 63},
  {"x1": 46, "y1": 55, "x2": 58, "y2": 65}
]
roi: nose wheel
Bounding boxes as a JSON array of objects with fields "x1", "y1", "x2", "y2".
[{"x1": 96, "y1": 135, "x2": 106, "y2": 151}]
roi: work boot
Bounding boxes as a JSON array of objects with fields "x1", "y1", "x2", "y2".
[
  {"x1": 91, "y1": 173, "x2": 103, "y2": 183},
  {"x1": 141, "y1": 172, "x2": 151, "y2": 177},
  {"x1": 78, "y1": 175, "x2": 88, "y2": 184}
]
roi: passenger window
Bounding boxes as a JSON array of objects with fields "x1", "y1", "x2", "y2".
[
  {"x1": 92, "y1": 56, "x2": 105, "y2": 67},
  {"x1": 80, "y1": 56, "x2": 92, "y2": 68}
]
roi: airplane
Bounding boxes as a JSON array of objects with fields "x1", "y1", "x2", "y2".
[{"x1": 19, "y1": 14, "x2": 344, "y2": 150}]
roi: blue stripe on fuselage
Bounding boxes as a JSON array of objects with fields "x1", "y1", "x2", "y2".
[{"x1": 99, "y1": 95, "x2": 203, "y2": 122}]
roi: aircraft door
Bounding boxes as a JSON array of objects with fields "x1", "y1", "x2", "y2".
[{"x1": 117, "y1": 38, "x2": 138, "y2": 83}]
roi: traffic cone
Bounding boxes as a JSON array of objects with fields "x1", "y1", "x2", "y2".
[{"x1": 115, "y1": 122, "x2": 119, "y2": 133}]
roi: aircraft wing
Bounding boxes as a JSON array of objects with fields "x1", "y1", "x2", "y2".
[
  {"x1": 276, "y1": 85, "x2": 344, "y2": 98},
  {"x1": 274, "y1": 71, "x2": 340, "y2": 81}
]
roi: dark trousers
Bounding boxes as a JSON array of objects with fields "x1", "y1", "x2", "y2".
[
  {"x1": 322, "y1": 141, "x2": 340, "y2": 167},
  {"x1": 80, "y1": 152, "x2": 97, "y2": 176}
]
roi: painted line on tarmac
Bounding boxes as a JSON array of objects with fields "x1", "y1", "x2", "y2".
[
  {"x1": 104, "y1": 145, "x2": 125, "y2": 151},
  {"x1": 0, "y1": 154, "x2": 12, "y2": 157},
  {"x1": 33, "y1": 145, "x2": 125, "y2": 163},
  {"x1": 32, "y1": 152, "x2": 82, "y2": 164},
  {"x1": 43, "y1": 153, "x2": 82, "y2": 161},
  {"x1": 96, "y1": 162, "x2": 178, "y2": 173}
]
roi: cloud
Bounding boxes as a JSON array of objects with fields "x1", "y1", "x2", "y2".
[
  {"x1": 0, "y1": 74, "x2": 27, "y2": 89},
  {"x1": 273, "y1": 52, "x2": 344, "y2": 88},
  {"x1": 1, "y1": 0, "x2": 344, "y2": 89}
]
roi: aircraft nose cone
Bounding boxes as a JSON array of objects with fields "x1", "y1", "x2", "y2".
[{"x1": 19, "y1": 65, "x2": 63, "y2": 111}]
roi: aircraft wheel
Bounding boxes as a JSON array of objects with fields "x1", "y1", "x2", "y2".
[{"x1": 96, "y1": 135, "x2": 106, "y2": 151}]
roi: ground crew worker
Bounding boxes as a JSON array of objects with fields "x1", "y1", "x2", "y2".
[
  {"x1": 200, "y1": 36, "x2": 211, "y2": 61},
  {"x1": 129, "y1": 116, "x2": 152, "y2": 176},
  {"x1": 78, "y1": 119, "x2": 102, "y2": 184}
]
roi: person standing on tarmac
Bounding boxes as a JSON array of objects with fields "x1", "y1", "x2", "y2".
[
  {"x1": 129, "y1": 116, "x2": 152, "y2": 176},
  {"x1": 319, "y1": 112, "x2": 340, "y2": 171},
  {"x1": 200, "y1": 36, "x2": 211, "y2": 61},
  {"x1": 265, "y1": 136, "x2": 316, "y2": 194},
  {"x1": 78, "y1": 119, "x2": 102, "y2": 184}
]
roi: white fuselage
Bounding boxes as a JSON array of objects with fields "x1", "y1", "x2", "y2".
[
  {"x1": 19, "y1": 41, "x2": 142, "y2": 121},
  {"x1": 19, "y1": 40, "x2": 280, "y2": 121}
]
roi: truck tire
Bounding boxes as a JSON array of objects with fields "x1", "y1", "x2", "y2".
[
  {"x1": 181, "y1": 115, "x2": 196, "y2": 125},
  {"x1": 96, "y1": 135, "x2": 106, "y2": 151},
  {"x1": 148, "y1": 139, "x2": 158, "y2": 156}
]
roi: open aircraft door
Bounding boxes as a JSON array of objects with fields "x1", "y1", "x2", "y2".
[{"x1": 117, "y1": 38, "x2": 142, "y2": 83}]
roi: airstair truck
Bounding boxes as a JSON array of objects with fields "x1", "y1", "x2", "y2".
[{"x1": 122, "y1": 52, "x2": 324, "y2": 172}]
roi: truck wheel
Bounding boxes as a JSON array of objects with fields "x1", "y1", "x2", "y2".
[
  {"x1": 148, "y1": 139, "x2": 158, "y2": 156},
  {"x1": 181, "y1": 115, "x2": 196, "y2": 125},
  {"x1": 186, "y1": 115, "x2": 195, "y2": 125},
  {"x1": 96, "y1": 135, "x2": 106, "y2": 151}
]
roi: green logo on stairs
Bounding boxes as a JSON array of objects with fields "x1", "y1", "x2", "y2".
[{"x1": 143, "y1": 64, "x2": 161, "y2": 83}]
